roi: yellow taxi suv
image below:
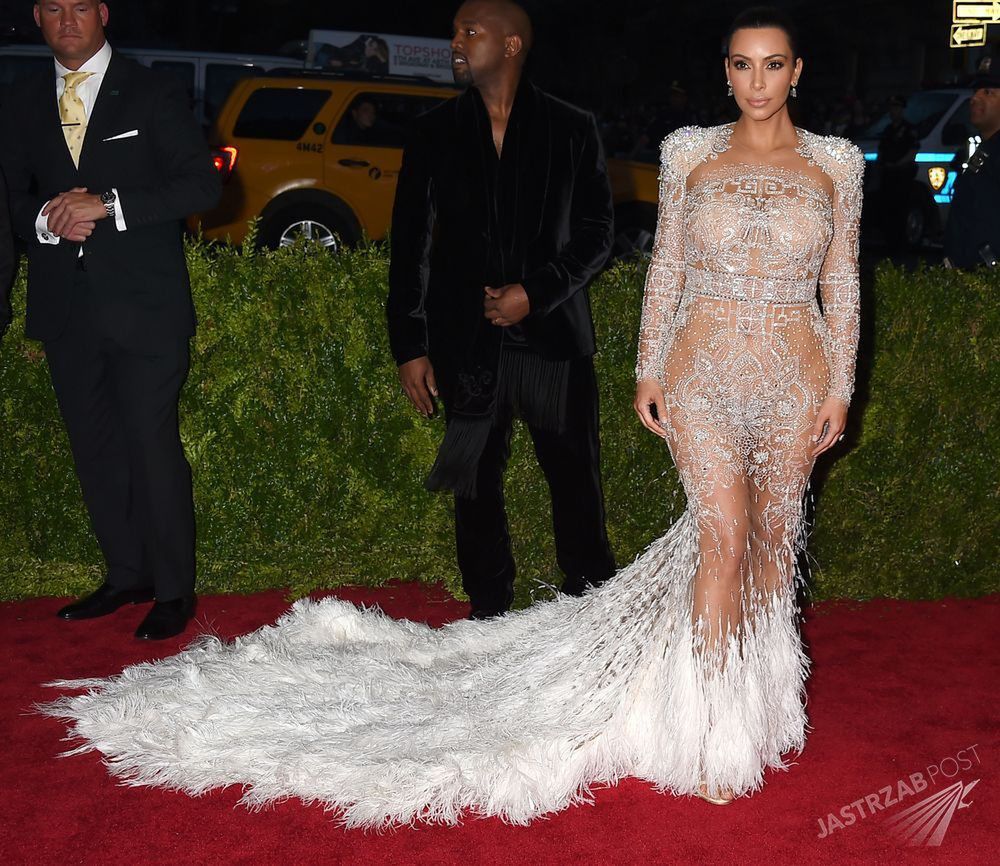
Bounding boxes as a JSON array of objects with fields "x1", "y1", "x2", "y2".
[
  {"x1": 196, "y1": 70, "x2": 456, "y2": 249},
  {"x1": 195, "y1": 69, "x2": 659, "y2": 257}
]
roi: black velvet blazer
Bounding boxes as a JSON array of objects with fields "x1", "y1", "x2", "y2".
[{"x1": 386, "y1": 78, "x2": 613, "y2": 371}]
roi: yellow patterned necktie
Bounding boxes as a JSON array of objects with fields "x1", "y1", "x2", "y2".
[{"x1": 59, "y1": 71, "x2": 94, "y2": 168}]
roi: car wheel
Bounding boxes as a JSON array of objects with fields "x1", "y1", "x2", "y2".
[{"x1": 261, "y1": 205, "x2": 355, "y2": 252}]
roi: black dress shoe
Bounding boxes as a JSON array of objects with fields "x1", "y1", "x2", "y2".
[
  {"x1": 467, "y1": 607, "x2": 505, "y2": 620},
  {"x1": 561, "y1": 576, "x2": 607, "y2": 598},
  {"x1": 135, "y1": 594, "x2": 197, "y2": 640},
  {"x1": 57, "y1": 582, "x2": 155, "y2": 620}
]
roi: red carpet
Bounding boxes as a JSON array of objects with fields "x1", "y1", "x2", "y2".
[{"x1": 2, "y1": 583, "x2": 997, "y2": 865}]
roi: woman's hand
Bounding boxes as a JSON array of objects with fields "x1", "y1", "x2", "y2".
[
  {"x1": 811, "y1": 397, "x2": 849, "y2": 458},
  {"x1": 634, "y1": 378, "x2": 668, "y2": 438}
]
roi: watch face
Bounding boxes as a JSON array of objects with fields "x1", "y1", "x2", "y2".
[{"x1": 100, "y1": 191, "x2": 115, "y2": 204}]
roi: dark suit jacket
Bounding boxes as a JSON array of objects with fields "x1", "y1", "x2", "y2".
[
  {"x1": 944, "y1": 130, "x2": 1000, "y2": 269},
  {"x1": 0, "y1": 169, "x2": 14, "y2": 331},
  {"x1": 0, "y1": 51, "x2": 221, "y2": 344},
  {"x1": 386, "y1": 78, "x2": 613, "y2": 371}
]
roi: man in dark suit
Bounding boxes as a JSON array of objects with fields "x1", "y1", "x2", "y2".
[
  {"x1": 0, "y1": 172, "x2": 13, "y2": 321},
  {"x1": 0, "y1": 1, "x2": 221, "y2": 639},
  {"x1": 387, "y1": 0, "x2": 617, "y2": 618}
]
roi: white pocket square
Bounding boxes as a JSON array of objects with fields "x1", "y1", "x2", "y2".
[{"x1": 103, "y1": 129, "x2": 139, "y2": 141}]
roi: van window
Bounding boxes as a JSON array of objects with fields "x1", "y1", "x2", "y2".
[
  {"x1": 206, "y1": 63, "x2": 267, "y2": 123},
  {"x1": 150, "y1": 60, "x2": 196, "y2": 102},
  {"x1": 944, "y1": 98, "x2": 975, "y2": 140},
  {"x1": 331, "y1": 92, "x2": 448, "y2": 148},
  {"x1": 862, "y1": 92, "x2": 959, "y2": 140},
  {"x1": 233, "y1": 87, "x2": 332, "y2": 140}
]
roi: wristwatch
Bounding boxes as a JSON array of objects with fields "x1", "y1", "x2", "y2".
[{"x1": 100, "y1": 190, "x2": 116, "y2": 220}]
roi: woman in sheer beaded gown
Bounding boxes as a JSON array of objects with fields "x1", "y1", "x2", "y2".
[{"x1": 39, "y1": 9, "x2": 863, "y2": 824}]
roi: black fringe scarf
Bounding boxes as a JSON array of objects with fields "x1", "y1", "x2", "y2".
[{"x1": 424, "y1": 347, "x2": 571, "y2": 499}]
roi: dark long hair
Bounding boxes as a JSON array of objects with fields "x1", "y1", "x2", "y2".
[{"x1": 725, "y1": 6, "x2": 801, "y2": 59}]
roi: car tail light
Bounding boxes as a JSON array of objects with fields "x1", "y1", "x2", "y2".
[{"x1": 211, "y1": 146, "x2": 239, "y2": 181}]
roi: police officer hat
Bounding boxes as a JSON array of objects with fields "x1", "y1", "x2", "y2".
[{"x1": 970, "y1": 53, "x2": 1000, "y2": 89}]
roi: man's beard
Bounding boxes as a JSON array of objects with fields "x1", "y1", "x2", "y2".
[{"x1": 452, "y1": 65, "x2": 473, "y2": 88}]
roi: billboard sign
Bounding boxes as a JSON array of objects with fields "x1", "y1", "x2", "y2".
[{"x1": 307, "y1": 30, "x2": 454, "y2": 82}]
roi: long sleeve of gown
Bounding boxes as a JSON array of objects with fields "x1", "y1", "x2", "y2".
[
  {"x1": 635, "y1": 136, "x2": 687, "y2": 385},
  {"x1": 817, "y1": 143, "x2": 864, "y2": 406}
]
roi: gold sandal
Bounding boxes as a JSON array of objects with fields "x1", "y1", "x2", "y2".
[{"x1": 695, "y1": 780, "x2": 735, "y2": 805}]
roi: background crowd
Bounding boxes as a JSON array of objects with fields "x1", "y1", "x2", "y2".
[{"x1": 600, "y1": 84, "x2": 879, "y2": 162}]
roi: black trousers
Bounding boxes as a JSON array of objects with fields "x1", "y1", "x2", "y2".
[
  {"x1": 449, "y1": 352, "x2": 616, "y2": 613},
  {"x1": 879, "y1": 171, "x2": 914, "y2": 250},
  {"x1": 43, "y1": 271, "x2": 195, "y2": 601}
]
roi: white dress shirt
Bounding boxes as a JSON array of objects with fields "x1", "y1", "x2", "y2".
[{"x1": 36, "y1": 39, "x2": 127, "y2": 246}]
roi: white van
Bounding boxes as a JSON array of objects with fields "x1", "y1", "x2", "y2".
[
  {"x1": 853, "y1": 89, "x2": 980, "y2": 247},
  {"x1": 0, "y1": 44, "x2": 301, "y2": 127}
]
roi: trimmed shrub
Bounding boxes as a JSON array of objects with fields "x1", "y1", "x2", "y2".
[
  {"x1": 0, "y1": 240, "x2": 996, "y2": 603},
  {"x1": 809, "y1": 260, "x2": 998, "y2": 597}
]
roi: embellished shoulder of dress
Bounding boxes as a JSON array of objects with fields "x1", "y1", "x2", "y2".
[
  {"x1": 659, "y1": 124, "x2": 731, "y2": 178},
  {"x1": 798, "y1": 129, "x2": 865, "y2": 182}
]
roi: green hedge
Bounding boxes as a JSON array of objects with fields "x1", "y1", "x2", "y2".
[{"x1": 1, "y1": 237, "x2": 996, "y2": 603}]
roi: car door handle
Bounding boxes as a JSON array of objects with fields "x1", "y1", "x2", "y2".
[{"x1": 338, "y1": 158, "x2": 370, "y2": 168}]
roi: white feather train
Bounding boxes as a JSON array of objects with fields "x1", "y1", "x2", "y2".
[{"x1": 37, "y1": 507, "x2": 812, "y2": 829}]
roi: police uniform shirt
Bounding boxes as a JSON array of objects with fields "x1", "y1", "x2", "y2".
[{"x1": 945, "y1": 130, "x2": 1000, "y2": 269}]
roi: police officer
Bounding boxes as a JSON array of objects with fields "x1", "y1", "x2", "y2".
[{"x1": 944, "y1": 56, "x2": 1000, "y2": 269}]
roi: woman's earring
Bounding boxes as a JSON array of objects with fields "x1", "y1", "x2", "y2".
[
  {"x1": 791, "y1": 82, "x2": 798, "y2": 98},
  {"x1": 727, "y1": 81, "x2": 733, "y2": 97}
]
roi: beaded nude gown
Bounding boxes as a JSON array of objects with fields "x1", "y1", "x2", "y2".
[{"x1": 40, "y1": 123, "x2": 864, "y2": 828}]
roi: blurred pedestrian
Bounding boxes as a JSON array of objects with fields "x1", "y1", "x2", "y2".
[
  {"x1": 877, "y1": 95, "x2": 918, "y2": 251},
  {"x1": 652, "y1": 81, "x2": 696, "y2": 141}
]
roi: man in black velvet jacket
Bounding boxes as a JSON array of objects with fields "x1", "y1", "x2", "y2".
[
  {"x1": 0, "y1": 1, "x2": 221, "y2": 639},
  {"x1": 387, "y1": 0, "x2": 616, "y2": 618}
]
